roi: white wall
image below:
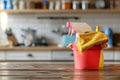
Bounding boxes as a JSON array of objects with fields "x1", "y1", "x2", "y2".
[{"x1": 7, "y1": 13, "x2": 120, "y2": 45}]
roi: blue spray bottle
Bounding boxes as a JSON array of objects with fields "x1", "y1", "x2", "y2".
[
  {"x1": 6, "y1": 0, "x2": 13, "y2": 9},
  {"x1": 103, "y1": 27, "x2": 113, "y2": 47}
]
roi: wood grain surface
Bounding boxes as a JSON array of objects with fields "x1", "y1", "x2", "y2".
[{"x1": 0, "y1": 62, "x2": 119, "y2": 80}]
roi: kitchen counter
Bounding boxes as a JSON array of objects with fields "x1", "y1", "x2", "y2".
[
  {"x1": 0, "y1": 61, "x2": 119, "y2": 80},
  {"x1": 0, "y1": 46, "x2": 120, "y2": 51},
  {"x1": 0, "y1": 46, "x2": 71, "y2": 51}
]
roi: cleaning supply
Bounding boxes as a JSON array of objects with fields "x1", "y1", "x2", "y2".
[
  {"x1": 73, "y1": 45, "x2": 102, "y2": 69},
  {"x1": 76, "y1": 28, "x2": 108, "y2": 53},
  {"x1": 103, "y1": 27, "x2": 113, "y2": 47},
  {"x1": 67, "y1": 22, "x2": 108, "y2": 69},
  {"x1": 67, "y1": 21, "x2": 93, "y2": 35},
  {"x1": 62, "y1": 34, "x2": 76, "y2": 46}
]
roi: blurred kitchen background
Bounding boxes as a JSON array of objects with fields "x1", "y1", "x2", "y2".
[
  {"x1": 0, "y1": 0, "x2": 119, "y2": 47},
  {"x1": 0, "y1": 0, "x2": 120, "y2": 62}
]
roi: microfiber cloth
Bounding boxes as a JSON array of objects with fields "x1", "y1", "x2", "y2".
[{"x1": 76, "y1": 31, "x2": 109, "y2": 53}]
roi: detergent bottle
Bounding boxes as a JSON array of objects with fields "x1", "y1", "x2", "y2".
[{"x1": 103, "y1": 27, "x2": 113, "y2": 47}]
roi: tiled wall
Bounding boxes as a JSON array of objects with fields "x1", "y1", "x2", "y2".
[{"x1": 7, "y1": 13, "x2": 120, "y2": 45}]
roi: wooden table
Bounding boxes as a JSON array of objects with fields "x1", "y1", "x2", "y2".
[{"x1": 0, "y1": 62, "x2": 119, "y2": 80}]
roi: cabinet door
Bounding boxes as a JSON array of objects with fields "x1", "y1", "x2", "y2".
[
  {"x1": 52, "y1": 51, "x2": 73, "y2": 60},
  {"x1": 0, "y1": 51, "x2": 5, "y2": 60},
  {"x1": 114, "y1": 51, "x2": 120, "y2": 61},
  {"x1": 6, "y1": 51, "x2": 51, "y2": 60},
  {"x1": 103, "y1": 50, "x2": 114, "y2": 61}
]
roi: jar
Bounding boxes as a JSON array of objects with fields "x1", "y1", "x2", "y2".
[
  {"x1": 55, "y1": 1, "x2": 61, "y2": 10},
  {"x1": 42, "y1": 0, "x2": 48, "y2": 9},
  {"x1": 95, "y1": 0, "x2": 105, "y2": 9},
  {"x1": 81, "y1": 0, "x2": 89, "y2": 10},
  {"x1": 26, "y1": 0, "x2": 30, "y2": 9},
  {"x1": 62, "y1": 0, "x2": 72, "y2": 10},
  {"x1": 72, "y1": 0, "x2": 80, "y2": 10},
  {"x1": 19, "y1": 0, "x2": 26, "y2": 10},
  {"x1": 49, "y1": 1, "x2": 54, "y2": 10},
  {"x1": 109, "y1": 0, "x2": 115, "y2": 9},
  {"x1": 12, "y1": 0, "x2": 19, "y2": 10}
]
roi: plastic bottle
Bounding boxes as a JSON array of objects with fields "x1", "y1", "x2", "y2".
[
  {"x1": 103, "y1": 27, "x2": 113, "y2": 47},
  {"x1": 42, "y1": 0, "x2": 48, "y2": 9},
  {"x1": 110, "y1": 0, "x2": 115, "y2": 9},
  {"x1": 1, "y1": 0, "x2": 7, "y2": 9},
  {"x1": 62, "y1": 0, "x2": 72, "y2": 10},
  {"x1": 19, "y1": 0, "x2": 26, "y2": 10},
  {"x1": 6, "y1": 0, "x2": 13, "y2": 9},
  {"x1": 72, "y1": 0, "x2": 80, "y2": 10},
  {"x1": 81, "y1": 0, "x2": 89, "y2": 10},
  {"x1": 12, "y1": 0, "x2": 19, "y2": 10}
]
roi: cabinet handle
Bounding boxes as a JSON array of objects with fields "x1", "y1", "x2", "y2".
[
  {"x1": 27, "y1": 53, "x2": 33, "y2": 57},
  {"x1": 71, "y1": 53, "x2": 74, "y2": 56}
]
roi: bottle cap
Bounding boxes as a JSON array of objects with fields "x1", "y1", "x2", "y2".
[{"x1": 96, "y1": 26, "x2": 100, "y2": 32}]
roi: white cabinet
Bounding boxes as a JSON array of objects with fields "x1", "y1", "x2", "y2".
[
  {"x1": 0, "y1": 51, "x2": 5, "y2": 60},
  {"x1": 52, "y1": 51, "x2": 73, "y2": 60},
  {"x1": 52, "y1": 50, "x2": 115, "y2": 61},
  {"x1": 114, "y1": 51, "x2": 120, "y2": 61},
  {"x1": 103, "y1": 50, "x2": 114, "y2": 61},
  {"x1": 6, "y1": 51, "x2": 51, "y2": 60},
  {"x1": 0, "y1": 49, "x2": 118, "y2": 61},
  {"x1": 6, "y1": 50, "x2": 74, "y2": 61}
]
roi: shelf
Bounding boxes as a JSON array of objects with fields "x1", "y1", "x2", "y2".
[{"x1": 0, "y1": 9, "x2": 120, "y2": 14}]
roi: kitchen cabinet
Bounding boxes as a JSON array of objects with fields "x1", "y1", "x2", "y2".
[
  {"x1": 52, "y1": 50, "x2": 115, "y2": 61},
  {"x1": 114, "y1": 51, "x2": 120, "y2": 61},
  {"x1": 52, "y1": 51, "x2": 73, "y2": 60},
  {"x1": 0, "y1": 51, "x2": 6, "y2": 60},
  {"x1": 6, "y1": 51, "x2": 51, "y2": 60},
  {"x1": 103, "y1": 50, "x2": 114, "y2": 61},
  {"x1": 0, "y1": 49, "x2": 120, "y2": 61},
  {"x1": 0, "y1": 50, "x2": 116, "y2": 61},
  {"x1": 0, "y1": 46, "x2": 118, "y2": 61},
  {"x1": 52, "y1": 50, "x2": 116, "y2": 61},
  {"x1": 5, "y1": 50, "x2": 74, "y2": 61},
  {"x1": 0, "y1": 47, "x2": 72, "y2": 61}
]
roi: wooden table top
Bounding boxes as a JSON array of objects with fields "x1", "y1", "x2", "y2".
[{"x1": 0, "y1": 62, "x2": 119, "y2": 80}]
